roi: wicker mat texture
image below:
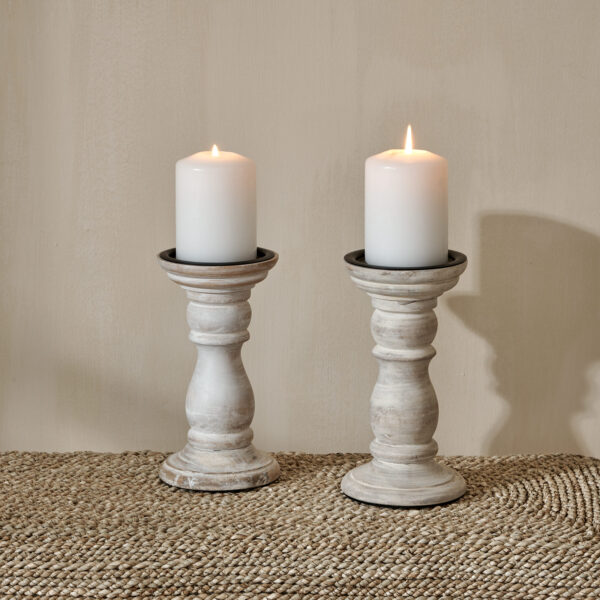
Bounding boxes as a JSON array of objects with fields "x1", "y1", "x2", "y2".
[{"x1": 1, "y1": 453, "x2": 599, "y2": 599}]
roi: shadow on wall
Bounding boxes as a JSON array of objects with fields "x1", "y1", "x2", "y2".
[{"x1": 449, "y1": 213, "x2": 600, "y2": 455}]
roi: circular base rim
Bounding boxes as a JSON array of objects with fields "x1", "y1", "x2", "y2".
[
  {"x1": 159, "y1": 247, "x2": 275, "y2": 267},
  {"x1": 341, "y1": 462, "x2": 466, "y2": 507},
  {"x1": 159, "y1": 453, "x2": 280, "y2": 491},
  {"x1": 344, "y1": 249, "x2": 467, "y2": 271}
]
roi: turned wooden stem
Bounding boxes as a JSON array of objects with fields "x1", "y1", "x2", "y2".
[
  {"x1": 157, "y1": 248, "x2": 279, "y2": 491},
  {"x1": 184, "y1": 288, "x2": 254, "y2": 452},
  {"x1": 342, "y1": 250, "x2": 467, "y2": 507},
  {"x1": 370, "y1": 295, "x2": 440, "y2": 463}
]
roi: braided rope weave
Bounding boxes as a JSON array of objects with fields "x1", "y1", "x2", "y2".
[{"x1": 1, "y1": 452, "x2": 599, "y2": 598}]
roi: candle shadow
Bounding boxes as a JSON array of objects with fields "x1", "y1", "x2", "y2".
[{"x1": 448, "y1": 213, "x2": 600, "y2": 455}]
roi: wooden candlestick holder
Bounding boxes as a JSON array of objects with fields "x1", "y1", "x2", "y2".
[
  {"x1": 342, "y1": 250, "x2": 468, "y2": 507},
  {"x1": 157, "y1": 248, "x2": 280, "y2": 491}
]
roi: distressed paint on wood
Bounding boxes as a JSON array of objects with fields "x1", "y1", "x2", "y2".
[
  {"x1": 158, "y1": 250, "x2": 280, "y2": 491},
  {"x1": 342, "y1": 251, "x2": 468, "y2": 506}
]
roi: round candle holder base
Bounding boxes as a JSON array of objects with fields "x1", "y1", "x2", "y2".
[
  {"x1": 158, "y1": 248, "x2": 280, "y2": 492},
  {"x1": 343, "y1": 250, "x2": 467, "y2": 507},
  {"x1": 341, "y1": 459, "x2": 465, "y2": 507},
  {"x1": 159, "y1": 446, "x2": 280, "y2": 492}
]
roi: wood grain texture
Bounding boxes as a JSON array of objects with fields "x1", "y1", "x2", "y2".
[
  {"x1": 157, "y1": 250, "x2": 280, "y2": 490},
  {"x1": 1, "y1": 1, "x2": 599, "y2": 455},
  {"x1": 342, "y1": 252, "x2": 467, "y2": 506}
]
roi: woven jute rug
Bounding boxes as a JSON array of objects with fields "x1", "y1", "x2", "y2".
[{"x1": 1, "y1": 453, "x2": 599, "y2": 599}]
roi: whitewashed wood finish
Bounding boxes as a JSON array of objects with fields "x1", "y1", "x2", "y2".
[
  {"x1": 158, "y1": 252, "x2": 280, "y2": 491},
  {"x1": 342, "y1": 254, "x2": 468, "y2": 506}
]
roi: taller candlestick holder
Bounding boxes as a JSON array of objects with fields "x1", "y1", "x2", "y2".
[
  {"x1": 157, "y1": 248, "x2": 280, "y2": 491},
  {"x1": 343, "y1": 250, "x2": 467, "y2": 507}
]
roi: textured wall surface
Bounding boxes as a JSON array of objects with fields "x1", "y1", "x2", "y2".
[{"x1": 1, "y1": 0, "x2": 599, "y2": 455}]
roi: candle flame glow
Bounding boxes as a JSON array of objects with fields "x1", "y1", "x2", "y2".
[
  {"x1": 405, "y1": 125, "x2": 413, "y2": 154},
  {"x1": 211, "y1": 144, "x2": 220, "y2": 157}
]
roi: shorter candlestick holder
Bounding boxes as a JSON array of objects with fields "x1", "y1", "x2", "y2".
[
  {"x1": 157, "y1": 248, "x2": 280, "y2": 491},
  {"x1": 343, "y1": 250, "x2": 468, "y2": 507}
]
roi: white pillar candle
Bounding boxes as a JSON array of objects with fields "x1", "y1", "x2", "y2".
[
  {"x1": 365, "y1": 126, "x2": 448, "y2": 268},
  {"x1": 176, "y1": 146, "x2": 257, "y2": 263}
]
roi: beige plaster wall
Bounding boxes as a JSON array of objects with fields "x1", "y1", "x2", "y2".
[{"x1": 1, "y1": 0, "x2": 599, "y2": 456}]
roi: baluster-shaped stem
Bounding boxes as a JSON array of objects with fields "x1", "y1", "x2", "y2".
[
  {"x1": 158, "y1": 248, "x2": 279, "y2": 491},
  {"x1": 342, "y1": 250, "x2": 467, "y2": 506}
]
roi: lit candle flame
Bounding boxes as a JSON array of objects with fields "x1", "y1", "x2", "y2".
[
  {"x1": 405, "y1": 125, "x2": 413, "y2": 154},
  {"x1": 211, "y1": 144, "x2": 220, "y2": 157}
]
